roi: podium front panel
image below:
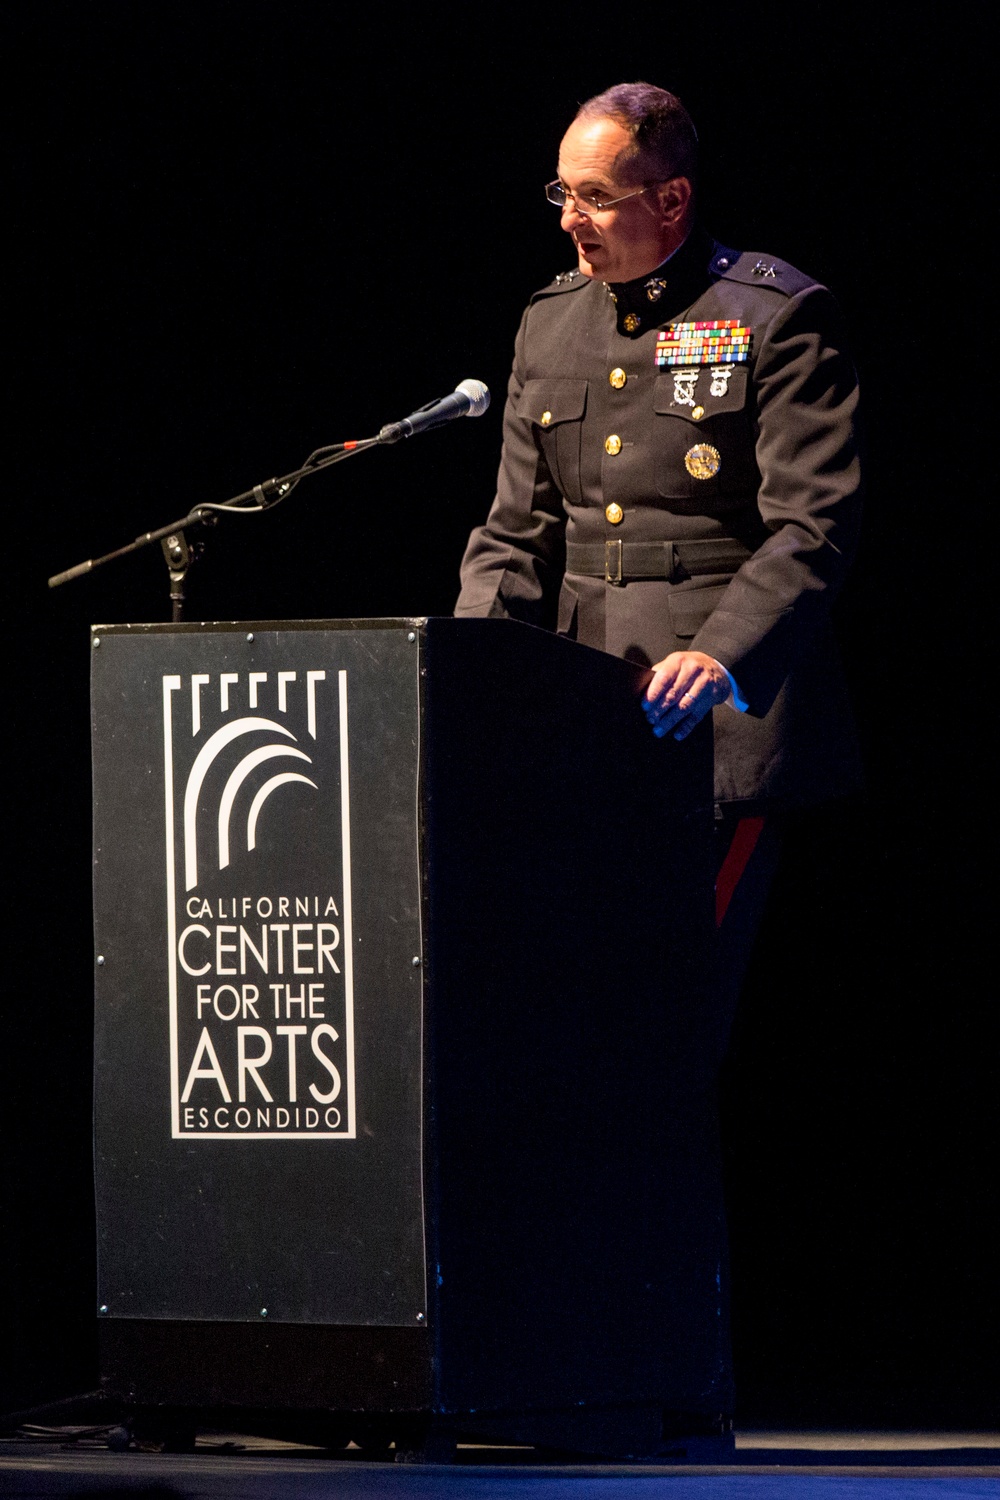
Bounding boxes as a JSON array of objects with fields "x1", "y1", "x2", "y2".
[{"x1": 91, "y1": 622, "x2": 426, "y2": 1326}]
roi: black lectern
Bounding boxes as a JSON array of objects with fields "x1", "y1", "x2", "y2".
[{"x1": 90, "y1": 616, "x2": 726, "y2": 1458}]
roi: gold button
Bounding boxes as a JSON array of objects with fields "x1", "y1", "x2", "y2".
[
  {"x1": 692, "y1": 404, "x2": 705, "y2": 421},
  {"x1": 609, "y1": 367, "x2": 627, "y2": 390},
  {"x1": 540, "y1": 410, "x2": 552, "y2": 426},
  {"x1": 605, "y1": 503, "x2": 624, "y2": 525},
  {"x1": 623, "y1": 312, "x2": 641, "y2": 333},
  {"x1": 604, "y1": 434, "x2": 622, "y2": 456}
]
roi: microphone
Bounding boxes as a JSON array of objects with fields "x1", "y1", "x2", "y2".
[{"x1": 378, "y1": 379, "x2": 490, "y2": 444}]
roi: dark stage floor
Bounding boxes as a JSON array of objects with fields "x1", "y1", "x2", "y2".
[{"x1": 2, "y1": 1430, "x2": 997, "y2": 1497}]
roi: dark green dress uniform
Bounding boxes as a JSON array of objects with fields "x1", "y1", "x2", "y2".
[{"x1": 456, "y1": 228, "x2": 863, "y2": 807}]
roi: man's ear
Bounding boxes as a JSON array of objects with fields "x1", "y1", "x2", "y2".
[{"x1": 657, "y1": 176, "x2": 693, "y2": 228}]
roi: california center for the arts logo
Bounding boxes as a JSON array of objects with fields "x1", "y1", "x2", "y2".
[{"x1": 161, "y1": 666, "x2": 356, "y2": 1140}]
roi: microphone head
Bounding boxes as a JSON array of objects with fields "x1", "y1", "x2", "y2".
[{"x1": 455, "y1": 379, "x2": 490, "y2": 418}]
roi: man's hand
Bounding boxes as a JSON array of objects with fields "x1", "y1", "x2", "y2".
[{"x1": 643, "y1": 650, "x2": 731, "y2": 741}]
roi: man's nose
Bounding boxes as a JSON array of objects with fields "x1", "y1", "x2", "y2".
[{"x1": 560, "y1": 196, "x2": 589, "y2": 233}]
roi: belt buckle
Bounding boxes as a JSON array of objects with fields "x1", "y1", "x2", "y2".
[{"x1": 605, "y1": 539, "x2": 623, "y2": 585}]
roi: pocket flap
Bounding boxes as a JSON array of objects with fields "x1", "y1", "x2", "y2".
[
  {"x1": 668, "y1": 584, "x2": 729, "y2": 639},
  {"x1": 518, "y1": 378, "x2": 588, "y2": 427},
  {"x1": 653, "y1": 364, "x2": 748, "y2": 418}
]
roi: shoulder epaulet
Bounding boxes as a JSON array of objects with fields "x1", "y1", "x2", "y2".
[
  {"x1": 710, "y1": 247, "x2": 821, "y2": 298},
  {"x1": 529, "y1": 267, "x2": 589, "y2": 302}
]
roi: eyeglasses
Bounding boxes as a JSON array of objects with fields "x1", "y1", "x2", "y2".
[{"x1": 544, "y1": 180, "x2": 649, "y2": 214}]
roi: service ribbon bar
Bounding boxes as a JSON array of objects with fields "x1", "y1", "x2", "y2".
[{"x1": 655, "y1": 319, "x2": 752, "y2": 368}]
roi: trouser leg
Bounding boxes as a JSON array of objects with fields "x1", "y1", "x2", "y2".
[{"x1": 713, "y1": 811, "x2": 784, "y2": 1055}]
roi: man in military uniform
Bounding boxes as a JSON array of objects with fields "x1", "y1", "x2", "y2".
[
  {"x1": 457, "y1": 83, "x2": 862, "y2": 838},
  {"x1": 456, "y1": 85, "x2": 861, "y2": 1445}
]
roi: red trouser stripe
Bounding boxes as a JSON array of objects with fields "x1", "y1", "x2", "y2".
[{"x1": 715, "y1": 815, "x2": 766, "y2": 927}]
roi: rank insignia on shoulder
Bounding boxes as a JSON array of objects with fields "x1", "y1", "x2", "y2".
[
  {"x1": 655, "y1": 320, "x2": 752, "y2": 368},
  {"x1": 554, "y1": 268, "x2": 580, "y2": 284},
  {"x1": 751, "y1": 260, "x2": 779, "y2": 278}
]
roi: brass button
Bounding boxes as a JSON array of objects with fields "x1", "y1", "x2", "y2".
[
  {"x1": 604, "y1": 434, "x2": 622, "y2": 456},
  {"x1": 605, "y1": 503, "x2": 624, "y2": 525},
  {"x1": 692, "y1": 404, "x2": 705, "y2": 421},
  {"x1": 540, "y1": 410, "x2": 552, "y2": 426},
  {"x1": 609, "y1": 367, "x2": 627, "y2": 390},
  {"x1": 623, "y1": 312, "x2": 641, "y2": 333}
]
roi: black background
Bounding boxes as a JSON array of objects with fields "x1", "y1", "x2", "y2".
[{"x1": 5, "y1": 3, "x2": 994, "y2": 1427}]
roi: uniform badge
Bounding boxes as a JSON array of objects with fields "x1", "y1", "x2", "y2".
[
  {"x1": 655, "y1": 320, "x2": 752, "y2": 368},
  {"x1": 684, "y1": 444, "x2": 721, "y2": 480},
  {"x1": 672, "y1": 370, "x2": 699, "y2": 407},
  {"x1": 709, "y1": 366, "x2": 736, "y2": 398}
]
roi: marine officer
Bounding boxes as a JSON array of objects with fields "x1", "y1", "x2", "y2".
[{"x1": 456, "y1": 81, "x2": 862, "y2": 820}]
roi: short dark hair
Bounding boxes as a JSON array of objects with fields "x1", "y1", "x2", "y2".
[{"x1": 575, "y1": 82, "x2": 698, "y2": 185}]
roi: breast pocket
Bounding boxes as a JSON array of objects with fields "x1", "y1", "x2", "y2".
[
  {"x1": 651, "y1": 366, "x2": 757, "y2": 505},
  {"x1": 517, "y1": 378, "x2": 588, "y2": 502}
]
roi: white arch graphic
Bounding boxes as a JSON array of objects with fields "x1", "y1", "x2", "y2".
[
  {"x1": 247, "y1": 772, "x2": 318, "y2": 852},
  {"x1": 184, "y1": 717, "x2": 295, "y2": 890},
  {"x1": 218, "y1": 744, "x2": 314, "y2": 872}
]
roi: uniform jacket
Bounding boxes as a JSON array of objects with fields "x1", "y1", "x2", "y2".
[{"x1": 456, "y1": 228, "x2": 863, "y2": 807}]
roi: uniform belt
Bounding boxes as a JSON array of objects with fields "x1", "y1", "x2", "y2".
[{"x1": 566, "y1": 538, "x2": 754, "y2": 586}]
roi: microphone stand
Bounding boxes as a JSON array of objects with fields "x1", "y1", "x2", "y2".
[{"x1": 47, "y1": 433, "x2": 383, "y2": 622}]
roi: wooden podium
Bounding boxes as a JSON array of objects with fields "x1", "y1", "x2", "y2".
[{"x1": 90, "y1": 616, "x2": 728, "y2": 1459}]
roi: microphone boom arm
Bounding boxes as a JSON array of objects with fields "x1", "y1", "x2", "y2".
[{"x1": 47, "y1": 380, "x2": 489, "y2": 615}]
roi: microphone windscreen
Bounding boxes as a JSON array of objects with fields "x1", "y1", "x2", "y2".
[{"x1": 455, "y1": 379, "x2": 490, "y2": 418}]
